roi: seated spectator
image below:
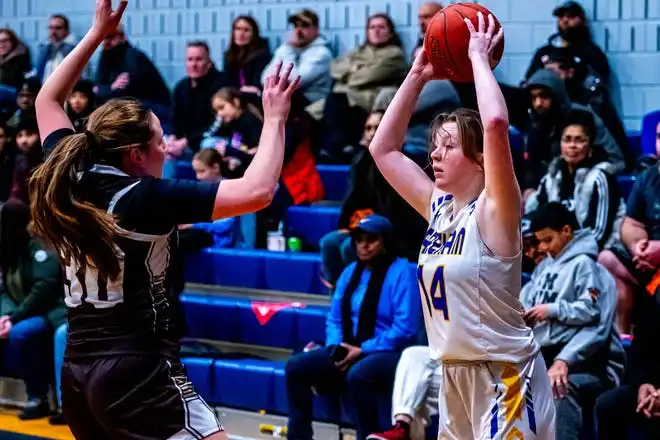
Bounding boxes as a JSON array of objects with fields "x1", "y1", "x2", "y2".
[
  {"x1": 94, "y1": 25, "x2": 171, "y2": 111},
  {"x1": 0, "y1": 121, "x2": 14, "y2": 202},
  {"x1": 598, "y1": 131, "x2": 660, "y2": 333},
  {"x1": 262, "y1": 9, "x2": 332, "y2": 105},
  {"x1": 165, "y1": 41, "x2": 228, "y2": 177},
  {"x1": 6, "y1": 78, "x2": 41, "y2": 129},
  {"x1": 367, "y1": 216, "x2": 547, "y2": 440},
  {"x1": 203, "y1": 87, "x2": 263, "y2": 178},
  {"x1": 0, "y1": 28, "x2": 32, "y2": 91},
  {"x1": 66, "y1": 79, "x2": 96, "y2": 132},
  {"x1": 223, "y1": 16, "x2": 271, "y2": 96},
  {"x1": 323, "y1": 13, "x2": 407, "y2": 158},
  {"x1": 10, "y1": 115, "x2": 42, "y2": 203},
  {"x1": 33, "y1": 14, "x2": 77, "y2": 84},
  {"x1": 522, "y1": 202, "x2": 624, "y2": 440},
  {"x1": 524, "y1": 109, "x2": 625, "y2": 250},
  {"x1": 524, "y1": 1, "x2": 610, "y2": 87},
  {"x1": 594, "y1": 285, "x2": 660, "y2": 439},
  {"x1": 0, "y1": 199, "x2": 66, "y2": 419},
  {"x1": 285, "y1": 214, "x2": 421, "y2": 440},
  {"x1": 319, "y1": 111, "x2": 427, "y2": 288},
  {"x1": 542, "y1": 48, "x2": 633, "y2": 170},
  {"x1": 188, "y1": 148, "x2": 256, "y2": 249},
  {"x1": 521, "y1": 69, "x2": 624, "y2": 193}
]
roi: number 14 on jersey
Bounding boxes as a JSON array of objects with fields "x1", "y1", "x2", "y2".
[{"x1": 417, "y1": 265, "x2": 450, "y2": 321}]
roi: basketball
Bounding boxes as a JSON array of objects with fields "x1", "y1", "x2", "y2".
[{"x1": 423, "y1": 3, "x2": 504, "y2": 82}]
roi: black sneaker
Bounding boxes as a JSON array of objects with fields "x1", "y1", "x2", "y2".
[
  {"x1": 49, "y1": 410, "x2": 66, "y2": 425},
  {"x1": 18, "y1": 398, "x2": 51, "y2": 420}
]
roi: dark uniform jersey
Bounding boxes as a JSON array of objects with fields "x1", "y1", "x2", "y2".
[{"x1": 45, "y1": 129, "x2": 219, "y2": 360}]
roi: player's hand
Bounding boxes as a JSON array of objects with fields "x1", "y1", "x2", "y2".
[
  {"x1": 0, "y1": 315, "x2": 12, "y2": 339},
  {"x1": 335, "y1": 343, "x2": 362, "y2": 372},
  {"x1": 262, "y1": 61, "x2": 300, "y2": 122},
  {"x1": 409, "y1": 48, "x2": 436, "y2": 83},
  {"x1": 92, "y1": 0, "x2": 128, "y2": 38},
  {"x1": 523, "y1": 304, "x2": 549, "y2": 326},
  {"x1": 637, "y1": 384, "x2": 660, "y2": 418},
  {"x1": 548, "y1": 360, "x2": 569, "y2": 399},
  {"x1": 464, "y1": 11, "x2": 503, "y2": 66}
]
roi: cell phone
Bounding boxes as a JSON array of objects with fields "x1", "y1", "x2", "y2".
[{"x1": 330, "y1": 345, "x2": 348, "y2": 362}]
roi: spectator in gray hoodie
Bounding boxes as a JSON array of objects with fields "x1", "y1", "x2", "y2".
[
  {"x1": 261, "y1": 9, "x2": 332, "y2": 105},
  {"x1": 521, "y1": 68, "x2": 624, "y2": 196},
  {"x1": 522, "y1": 202, "x2": 625, "y2": 440}
]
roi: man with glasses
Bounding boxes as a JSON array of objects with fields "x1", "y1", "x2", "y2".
[
  {"x1": 32, "y1": 14, "x2": 78, "y2": 83},
  {"x1": 261, "y1": 9, "x2": 332, "y2": 106}
]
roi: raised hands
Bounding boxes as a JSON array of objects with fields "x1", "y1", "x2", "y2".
[
  {"x1": 92, "y1": 0, "x2": 128, "y2": 38},
  {"x1": 409, "y1": 48, "x2": 436, "y2": 83},
  {"x1": 261, "y1": 61, "x2": 300, "y2": 121},
  {"x1": 464, "y1": 11, "x2": 504, "y2": 64}
]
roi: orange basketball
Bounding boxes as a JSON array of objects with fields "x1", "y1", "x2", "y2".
[{"x1": 423, "y1": 3, "x2": 504, "y2": 82}]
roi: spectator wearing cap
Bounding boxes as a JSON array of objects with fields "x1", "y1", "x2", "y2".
[
  {"x1": 521, "y1": 68, "x2": 624, "y2": 194},
  {"x1": 261, "y1": 9, "x2": 332, "y2": 105},
  {"x1": 10, "y1": 115, "x2": 42, "y2": 204},
  {"x1": 285, "y1": 214, "x2": 421, "y2": 440},
  {"x1": 521, "y1": 202, "x2": 624, "y2": 440},
  {"x1": 524, "y1": 108, "x2": 625, "y2": 251},
  {"x1": 6, "y1": 78, "x2": 41, "y2": 130},
  {"x1": 524, "y1": 1, "x2": 610, "y2": 87}
]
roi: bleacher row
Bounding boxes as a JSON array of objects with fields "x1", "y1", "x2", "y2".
[{"x1": 164, "y1": 123, "x2": 651, "y2": 431}]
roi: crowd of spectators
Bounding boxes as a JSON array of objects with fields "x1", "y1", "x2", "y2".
[{"x1": 0, "y1": 1, "x2": 658, "y2": 439}]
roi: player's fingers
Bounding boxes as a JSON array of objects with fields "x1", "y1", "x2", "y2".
[
  {"x1": 463, "y1": 18, "x2": 476, "y2": 35},
  {"x1": 477, "y1": 11, "x2": 485, "y2": 34},
  {"x1": 286, "y1": 75, "x2": 301, "y2": 95},
  {"x1": 491, "y1": 27, "x2": 504, "y2": 49},
  {"x1": 486, "y1": 14, "x2": 495, "y2": 37},
  {"x1": 271, "y1": 60, "x2": 283, "y2": 87},
  {"x1": 114, "y1": 0, "x2": 128, "y2": 18},
  {"x1": 279, "y1": 63, "x2": 294, "y2": 91}
]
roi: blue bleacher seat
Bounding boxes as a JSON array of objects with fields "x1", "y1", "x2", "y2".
[
  {"x1": 180, "y1": 293, "x2": 329, "y2": 349},
  {"x1": 182, "y1": 357, "x2": 214, "y2": 402},
  {"x1": 185, "y1": 248, "x2": 328, "y2": 295},
  {"x1": 286, "y1": 205, "x2": 342, "y2": 248},
  {"x1": 627, "y1": 131, "x2": 642, "y2": 158},
  {"x1": 640, "y1": 110, "x2": 660, "y2": 157},
  {"x1": 212, "y1": 359, "x2": 279, "y2": 411},
  {"x1": 317, "y1": 165, "x2": 350, "y2": 202}
]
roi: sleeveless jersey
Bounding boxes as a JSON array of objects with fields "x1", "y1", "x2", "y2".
[{"x1": 417, "y1": 191, "x2": 538, "y2": 363}]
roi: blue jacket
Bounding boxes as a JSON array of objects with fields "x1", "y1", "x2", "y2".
[{"x1": 326, "y1": 258, "x2": 421, "y2": 353}]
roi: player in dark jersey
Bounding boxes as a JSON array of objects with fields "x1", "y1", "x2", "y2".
[{"x1": 28, "y1": 1, "x2": 299, "y2": 439}]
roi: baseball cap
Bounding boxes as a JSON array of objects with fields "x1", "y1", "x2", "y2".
[
  {"x1": 553, "y1": 1, "x2": 586, "y2": 20},
  {"x1": 288, "y1": 9, "x2": 319, "y2": 27},
  {"x1": 522, "y1": 213, "x2": 533, "y2": 238},
  {"x1": 353, "y1": 214, "x2": 393, "y2": 236}
]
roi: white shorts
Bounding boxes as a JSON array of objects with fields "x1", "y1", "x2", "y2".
[{"x1": 438, "y1": 353, "x2": 555, "y2": 440}]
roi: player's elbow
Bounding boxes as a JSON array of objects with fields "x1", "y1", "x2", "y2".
[
  {"x1": 249, "y1": 185, "x2": 276, "y2": 210},
  {"x1": 483, "y1": 116, "x2": 509, "y2": 134}
]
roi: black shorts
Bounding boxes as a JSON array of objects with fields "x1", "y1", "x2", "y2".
[
  {"x1": 61, "y1": 356, "x2": 223, "y2": 440},
  {"x1": 610, "y1": 244, "x2": 655, "y2": 287}
]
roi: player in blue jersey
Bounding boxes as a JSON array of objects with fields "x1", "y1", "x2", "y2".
[
  {"x1": 28, "y1": 1, "x2": 299, "y2": 439},
  {"x1": 368, "y1": 13, "x2": 555, "y2": 440}
]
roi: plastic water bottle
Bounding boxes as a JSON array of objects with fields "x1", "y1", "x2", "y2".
[{"x1": 267, "y1": 222, "x2": 286, "y2": 252}]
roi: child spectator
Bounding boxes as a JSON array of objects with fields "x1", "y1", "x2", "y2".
[
  {"x1": 525, "y1": 109, "x2": 625, "y2": 250},
  {"x1": 6, "y1": 78, "x2": 40, "y2": 129},
  {"x1": 10, "y1": 115, "x2": 42, "y2": 203},
  {"x1": 522, "y1": 202, "x2": 624, "y2": 440},
  {"x1": 203, "y1": 87, "x2": 263, "y2": 178},
  {"x1": 188, "y1": 148, "x2": 256, "y2": 249},
  {"x1": 66, "y1": 79, "x2": 95, "y2": 132}
]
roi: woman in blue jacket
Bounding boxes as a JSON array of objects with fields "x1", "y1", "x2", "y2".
[{"x1": 285, "y1": 214, "x2": 421, "y2": 440}]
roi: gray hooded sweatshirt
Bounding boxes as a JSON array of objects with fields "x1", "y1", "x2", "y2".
[
  {"x1": 525, "y1": 69, "x2": 625, "y2": 174},
  {"x1": 520, "y1": 230, "x2": 625, "y2": 386}
]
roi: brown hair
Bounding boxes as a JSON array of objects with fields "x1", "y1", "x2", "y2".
[
  {"x1": 364, "y1": 13, "x2": 402, "y2": 48},
  {"x1": 29, "y1": 98, "x2": 154, "y2": 282},
  {"x1": 429, "y1": 108, "x2": 483, "y2": 165},
  {"x1": 0, "y1": 28, "x2": 19, "y2": 51},
  {"x1": 212, "y1": 87, "x2": 263, "y2": 122},
  {"x1": 194, "y1": 148, "x2": 222, "y2": 168},
  {"x1": 224, "y1": 16, "x2": 269, "y2": 69}
]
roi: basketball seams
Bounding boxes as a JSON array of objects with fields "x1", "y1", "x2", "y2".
[
  {"x1": 451, "y1": 8, "x2": 473, "y2": 81},
  {"x1": 442, "y1": 10, "x2": 464, "y2": 81}
]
